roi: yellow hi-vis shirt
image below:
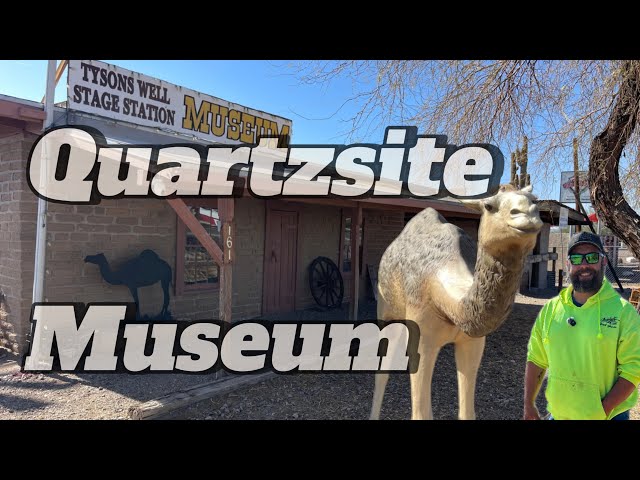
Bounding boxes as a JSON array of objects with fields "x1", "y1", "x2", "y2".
[{"x1": 527, "y1": 279, "x2": 640, "y2": 420}]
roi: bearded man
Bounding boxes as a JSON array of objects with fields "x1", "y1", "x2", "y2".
[{"x1": 523, "y1": 231, "x2": 640, "y2": 420}]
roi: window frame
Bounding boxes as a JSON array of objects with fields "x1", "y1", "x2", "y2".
[
  {"x1": 339, "y1": 209, "x2": 353, "y2": 278},
  {"x1": 175, "y1": 198, "x2": 221, "y2": 295},
  {"x1": 339, "y1": 208, "x2": 365, "y2": 278}
]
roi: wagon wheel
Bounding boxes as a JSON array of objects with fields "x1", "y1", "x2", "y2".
[{"x1": 308, "y1": 256, "x2": 344, "y2": 309}]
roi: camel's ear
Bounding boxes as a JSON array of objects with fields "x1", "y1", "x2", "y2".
[
  {"x1": 521, "y1": 184, "x2": 533, "y2": 194},
  {"x1": 459, "y1": 199, "x2": 483, "y2": 212},
  {"x1": 461, "y1": 196, "x2": 498, "y2": 213}
]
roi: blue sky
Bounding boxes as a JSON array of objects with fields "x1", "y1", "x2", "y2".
[
  {"x1": 0, "y1": 59, "x2": 575, "y2": 203},
  {"x1": 0, "y1": 60, "x2": 371, "y2": 144}
]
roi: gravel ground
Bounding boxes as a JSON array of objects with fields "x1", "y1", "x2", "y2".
[{"x1": 1, "y1": 291, "x2": 639, "y2": 420}]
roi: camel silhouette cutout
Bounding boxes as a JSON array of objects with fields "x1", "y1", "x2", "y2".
[{"x1": 84, "y1": 249, "x2": 172, "y2": 320}]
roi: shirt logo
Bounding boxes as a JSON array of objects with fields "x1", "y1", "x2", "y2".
[{"x1": 600, "y1": 317, "x2": 619, "y2": 329}]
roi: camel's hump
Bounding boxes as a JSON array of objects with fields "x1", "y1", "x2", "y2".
[
  {"x1": 401, "y1": 208, "x2": 468, "y2": 244},
  {"x1": 378, "y1": 207, "x2": 477, "y2": 306},
  {"x1": 401, "y1": 207, "x2": 476, "y2": 260},
  {"x1": 140, "y1": 249, "x2": 160, "y2": 259}
]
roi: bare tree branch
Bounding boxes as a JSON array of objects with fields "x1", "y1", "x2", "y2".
[{"x1": 293, "y1": 60, "x2": 640, "y2": 258}]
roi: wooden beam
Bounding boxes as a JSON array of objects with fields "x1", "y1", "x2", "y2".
[
  {"x1": 18, "y1": 106, "x2": 46, "y2": 120},
  {"x1": 0, "y1": 118, "x2": 26, "y2": 134},
  {"x1": 25, "y1": 121, "x2": 44, "y2": 135},
  {"x1": 167, "y1": 198, "x2": 223, "y2": 265},
  {"x1": 0, "y1": 99, "x2": 45, "y2": 122},
  {"x1": 235, "y1": 181, "x2": 480, "y2": 216},
  {"x1": 218, "y1": 198, "x2": 235, "y2": 324},
  {"x1": 274, "y1": 196, "x2": 356, "y2": 208},
  {"x1": 128, "y1": 371, "x2": 276, "y2": 420},
  {"x1": 359, "y1": 197, "x2": 480, "y2": 216},
  {"x1": 351, "y1": 203, "x2": 362, "y2": 320},
  {"x1": 55, "y1": 60, "x2": 69, "y2": 85},
  {"x1": 218, "y1": 198, "x2": 236, "y2": 223},
  {"x1": 0, "y1": 117, "x2": 43, "y2": 136}
]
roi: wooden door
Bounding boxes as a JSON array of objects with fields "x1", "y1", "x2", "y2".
[{"x1": 263, "y1": 209, "x2": 298, "y2": 314}]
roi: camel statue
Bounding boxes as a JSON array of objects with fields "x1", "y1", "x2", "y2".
[
  {"x1": 370, "y1": 184, "x2": 542, "y2": 420},
  {"x1": 84, "y1": 249, "x2": 172, "y2": 320}
]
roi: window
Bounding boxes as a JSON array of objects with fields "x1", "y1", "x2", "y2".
[
  {"x1": 176, "y1": 200, "x2": 221, "y2": 294},
  {"x1": 342, "y1": 216, "x2": 352, "y2": 272},
  {"x1": 340, "y1": 210, "x2": 364, "y2": 276}
]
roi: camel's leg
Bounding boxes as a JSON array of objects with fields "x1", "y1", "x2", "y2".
[
  {"x1": 409, "y1": 336, "x2": 440, "y2": 420},
  {"x1": 454, "y1": 336, "x2": 486, "y2": 420},
  {"x1": 371, "y1": 329, "x2": 413, "y2": 420},
  {"x1": 129, "y1": 287, "x2": 140, "y2": 319},
  {"x1": 161, "y1": 277, "x2": 170, "y2": 318},
  {"x1": 370, "y1": 371, "x2": 389, "y2": 420},
  {"x1": 369, "y1": 291, "x2": 399, "y2": 420}
]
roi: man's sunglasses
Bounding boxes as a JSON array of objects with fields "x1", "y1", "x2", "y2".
[{"x1": 568, "y1": 252, "x2": 602, "y2": 265}]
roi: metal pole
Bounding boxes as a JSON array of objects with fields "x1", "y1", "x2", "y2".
[
  {"x1": 560, "y1": 229, "x2": 564, "y2": 290},
  {"x1": 551, "y1": 246, "x2": 557, "y2": 289},
  {"x1": 574, "y1": 202, "x2": 625, "y2": 293},
  {"x1": 32, "y1": 60, "x2": 57, "y2": 304}
]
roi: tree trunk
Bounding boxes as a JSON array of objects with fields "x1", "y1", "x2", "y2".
[{"x1": 589, "y1": 61, "x2": 640, "y2": 261}]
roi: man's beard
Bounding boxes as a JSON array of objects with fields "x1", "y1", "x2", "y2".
[{"x1": 570, "y1": 267, "x2": 605, "y2": 293}]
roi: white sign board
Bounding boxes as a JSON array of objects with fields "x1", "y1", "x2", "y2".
[
  {"x1": 67, "y1": 60, "x2": 292, "y2": 145},
  {"x1": 560, "y1": 170, "x2": 590, "y2": 203}
]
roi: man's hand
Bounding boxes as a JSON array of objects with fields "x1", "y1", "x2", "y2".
[
  {"x1": 523, "y1": 403, "x2": 541, "y2": 420},
  {"x1": 523, "y1": 361, "x2": 546, "y2": 420},
  {"x1": 602, "y1": 377, "x2": 636, "y2": 418}
]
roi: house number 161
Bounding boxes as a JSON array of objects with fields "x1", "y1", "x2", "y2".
[{"x1": 225, "y1": 224, "x2": 233, "y2": 263}]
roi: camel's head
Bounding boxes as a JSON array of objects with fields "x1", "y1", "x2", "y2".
[
  {"x1": 84, "y1": 253, "x2": 106, "y2": 264},
  {"x1": 461, "y1": 184, "x2": 543, "y2": 256}
]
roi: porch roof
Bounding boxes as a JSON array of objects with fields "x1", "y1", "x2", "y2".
[{"x1": 536, "y1": 199, "x2": 591, "y2": 226}]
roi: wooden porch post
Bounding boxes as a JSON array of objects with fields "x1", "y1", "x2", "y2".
[
  {"x1": 351, "y1": 203, "x2": 362, "y2": 321},
  {"x1": 218, "y1": 198, "x2": 235, "y2": 324}
]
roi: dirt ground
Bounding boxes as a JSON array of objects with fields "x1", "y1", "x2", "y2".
[{"x1": 1, "y1": 290, "x2": 639, "y2": 420}]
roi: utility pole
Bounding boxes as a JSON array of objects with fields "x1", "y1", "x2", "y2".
[{"x1": 573, "y1": 138, "x2": 582, "y2": 232}]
